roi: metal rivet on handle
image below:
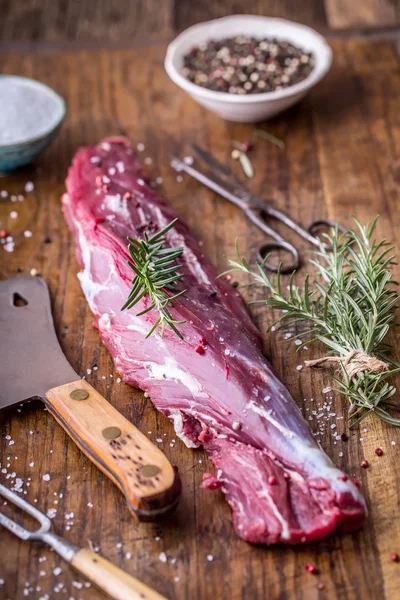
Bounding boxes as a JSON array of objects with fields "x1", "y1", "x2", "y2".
[
  {"x1": 102, "y1": 426, "x2": 122, "y2": 440},
  {"x1": 70, "y1": 389, "x2": 89, "y2": 401},
  {"x1": 140, "y1": 464, "x2": 161, "y2": 478}
]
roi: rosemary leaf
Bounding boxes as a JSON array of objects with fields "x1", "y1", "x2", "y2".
[
  {"x1": 225, "y1": 217, "x2": 400, "y2": 428},
  {"x1": 121, "y1": 218, "x2": 187, "y2": 338},
  {"x1": 253, "y1": 128, "x2": 285, "y2": 149}
]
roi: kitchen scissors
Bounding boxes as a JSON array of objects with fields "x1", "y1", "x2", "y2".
[{"x1": 171, "y1": 145, "x2": 344, "y2": 273}]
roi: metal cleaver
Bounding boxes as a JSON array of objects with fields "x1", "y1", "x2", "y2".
[{"x1": 0, "y1": 277, "x2": 181, "y2": 519}]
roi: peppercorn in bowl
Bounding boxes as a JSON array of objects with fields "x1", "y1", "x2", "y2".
[{"x1": 165, "y1": 15, "x2": 332, "y2": 122}]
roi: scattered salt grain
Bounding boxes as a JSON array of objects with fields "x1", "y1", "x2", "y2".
[
  {"x1": 322, "y1": 387, "x2": 331, "y2": 394},
  {"x1": 53, "y1": 567, "x2": 62, "y2": 576},
  {"x1": 207, "y1": 554, "x2": 214, "y2": 561},
  {"x1": 24, "y1": 230, "x2": 33, "y2": 238},
  {"x1": 86, "y1": 368, "x2": 92, "y2": 375},
  {"x1": 116, "y1": 161, "x2": 125, "y2": 173},
  {"x1": 296, "y1": 365, "x2": 303, "y2": 371},
  {"x1": 144, "y1": 157, "x2": 152, "y2": 165},
  {"x1": 47, "y1": 508, "x2": 57, "y2": 519},
  {"x1": 72, "y1": 582, "x2": 83, "y2": 589},
  {"x1": 183, "y1": 156, "x2": 194, "y2": 165},
  {"x1": 137, "y1": 143, "x2": 145, "y2": 152},
  {"x1": 10, "y1": 211, "x2": 18, "y2": 219},
  {"x1": 159, "y1": 552, "x2": 167, "y2": 563},
  {"x1": 174, "y1": 576, "x2": 180, "y2": 582},
  {"x1": 294, "y1": 339, "x2": 302, "y2": 346},
  {"x1": 125, "y1": 552, "x2": 132, "y2": 559},
  {"x1": 25, "y1": 181, "x2": 34, "y2": 193}
]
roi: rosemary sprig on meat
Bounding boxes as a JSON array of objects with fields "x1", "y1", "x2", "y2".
[
  {"x1": 224, "y1": 217, "x2": 400, "y2": 427},
  {"x1": 122, "y1": 218, "x2": 187, "y2": 339}
]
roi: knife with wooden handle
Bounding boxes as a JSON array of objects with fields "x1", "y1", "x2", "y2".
[{"x1": 0, "y1": 276, "x2": 181, "y2": 519}]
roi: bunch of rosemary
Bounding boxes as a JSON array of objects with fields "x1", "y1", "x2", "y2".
[
  {"x1": 122, "y1": 218, "x2": 187, "y2": 338},
  {"x1": 224, "y1": 217, "x2": 400, "y2": 427}
]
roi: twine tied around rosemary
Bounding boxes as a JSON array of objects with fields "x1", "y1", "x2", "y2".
[{"x1": 304, "y1": 349, "x2": 389, "y2": 382}]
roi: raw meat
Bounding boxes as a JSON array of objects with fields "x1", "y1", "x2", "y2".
[{"x1": 63, "y1": 137, "x2": 367, "y2": 545}]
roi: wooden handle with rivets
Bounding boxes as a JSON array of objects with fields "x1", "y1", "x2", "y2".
[
  {"x1": 71, "y1": 548, "x2": 167, "y2": 600},
  {"x1": 44, "y1": 380, "x2": 181, "y2": 519}
]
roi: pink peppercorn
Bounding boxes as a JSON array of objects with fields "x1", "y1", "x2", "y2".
[
  {"x1": 0, "y1": 229, "x2": 7, "y2": 238},
  {"x1": 268, "y1": 475, "x2": 277, "y2": 485},
  {"x1": 305, "y1": 564, "x2": 319, "y2": 575},
  {"x1": 391, "y1": 553, "x2": 399, "y2": 562},
  {"x1": 283, "y1": 472, "x2": 290, "y2": 480},
  {"x1": 338, "y1": 474, "x2": 348, "y2": 481},
  {"x1": 360, "y1": 460, "x2": 369, "y2": 468},
  {"x1": 195, "y1": 345, "x2": 205, "y2": 355},
  {"x1": 375, "y1": 447, "x2": 384, "y2": 456}
]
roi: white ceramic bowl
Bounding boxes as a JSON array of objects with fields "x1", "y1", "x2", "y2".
[{"x1": 165, "y1": 15, "x2": 332, "y2": 123}]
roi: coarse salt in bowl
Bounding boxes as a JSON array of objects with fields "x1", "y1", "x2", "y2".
[
  {"x1": 0, "y1": 75, "x2": 66, "y2": 171},
  {"x1": 165, "y1": 15, "x2": 332, "y2": 123}
]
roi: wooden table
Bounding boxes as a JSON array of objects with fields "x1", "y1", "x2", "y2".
[
  {"x1": 1, "y1": 36, "x2": 400, "y2": 600},
  {"x1": 1, "y1": 0, "x2": 399, "y2": 42}
]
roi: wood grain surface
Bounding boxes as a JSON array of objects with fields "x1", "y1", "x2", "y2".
[
  {"x1": 1, "y1": 37, "x2": 400, "y2": 600},
  {"x1": 0, "y1": 0, "x2": 399, "y2": 45}
]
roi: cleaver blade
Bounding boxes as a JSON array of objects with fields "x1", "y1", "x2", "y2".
[{"x1": 0, "y1": 277, "x2": 181, "y2": 519}]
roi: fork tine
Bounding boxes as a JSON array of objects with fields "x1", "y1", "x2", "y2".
[
  {"x1": 0, "y1": 512, "x2": 32, "y2": 540},
  {"x1": 0, "y1": 483, "x2": 51, "y2": 535}
]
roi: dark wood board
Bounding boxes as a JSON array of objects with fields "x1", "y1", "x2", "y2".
[
  {"x1": 1, "y1": 0, "x2": 399, "y2": 44},
  {"x1": 1, "y1": 38, "x2": 400, "y2": 600}
]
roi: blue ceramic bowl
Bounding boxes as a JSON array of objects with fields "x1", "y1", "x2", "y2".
[{"x1": 0, "y1": 76, "x2": 66, "y2": 172}]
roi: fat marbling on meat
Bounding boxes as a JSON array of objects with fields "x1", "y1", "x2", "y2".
[{"x1": 62, "y1": 137, "x2": 367, "y2": 544}]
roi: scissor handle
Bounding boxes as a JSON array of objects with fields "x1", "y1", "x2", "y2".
[
  {"x1": 257, "y1": 240, "x2": 300, "y2": 274},
  {"x1": 245, "y1": 207, "x2": 300, "y2": 274},
  {"x1": 308, "y1": 219, "x2": 346, "y2": 248}
]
